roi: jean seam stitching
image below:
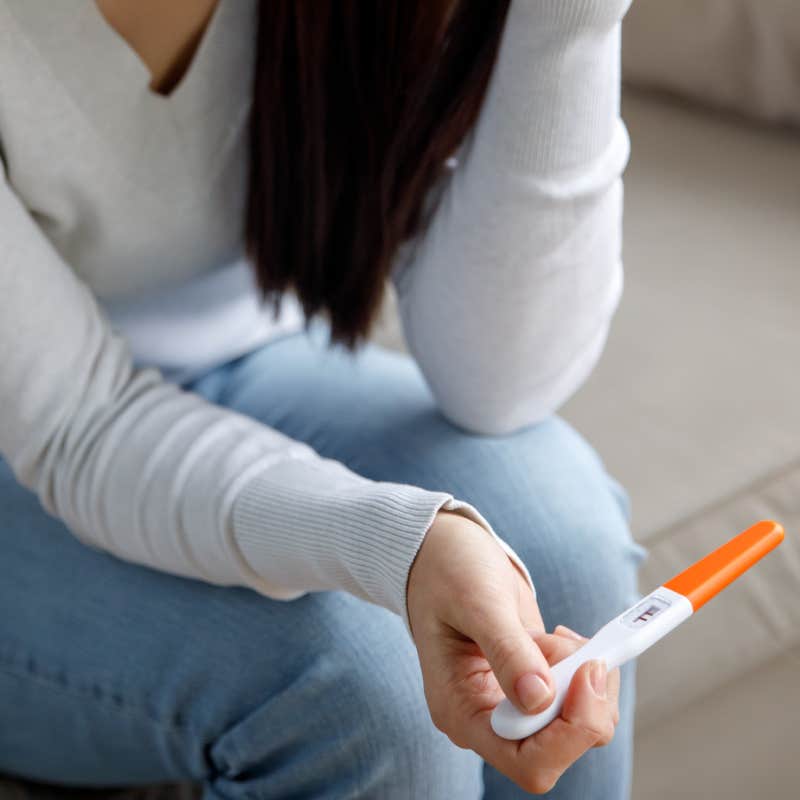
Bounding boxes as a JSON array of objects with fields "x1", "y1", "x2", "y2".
[{"x1": 0, "y1": 652, "x2": 191, "y2": 736}]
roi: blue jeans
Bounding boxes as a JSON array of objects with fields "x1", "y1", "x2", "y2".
[{"x1": 0, "y1": 327, "x2": 645, "y2": 799}]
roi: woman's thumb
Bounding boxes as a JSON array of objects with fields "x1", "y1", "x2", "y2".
[{"x1": 470, "y1": 607, "x2": 555, "y2": 714}]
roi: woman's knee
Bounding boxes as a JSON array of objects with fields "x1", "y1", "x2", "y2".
[
  {"x1": 489, "y1": 420, "x2": 642, "y2": 629},
  {"x1": 377, "y1": 413, "x2": 645, "y2": 632},
  {"x1": 481, "y1": 418, "x2": 645, "y2": 633}
]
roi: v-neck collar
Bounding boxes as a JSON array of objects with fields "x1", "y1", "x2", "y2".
[
  {"x1": 6, "y1": 0, "x2": 256, "y2": 190},
  {"x1": 92, "y1": 0, "x2": 227, "y2": 105}
]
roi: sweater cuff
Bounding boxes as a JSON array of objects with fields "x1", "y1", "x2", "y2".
[{"x1": 230, "y1": 455, "x2": 535, "y2": 636}]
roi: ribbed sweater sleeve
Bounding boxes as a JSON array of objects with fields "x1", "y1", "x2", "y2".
[{"x1": 393, "y1": 0, "x2": 631, "y2": 435}]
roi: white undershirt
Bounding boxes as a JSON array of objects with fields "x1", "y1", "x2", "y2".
[{"x1": 104, "y1": 259, "x2": 305, "y2": 384}]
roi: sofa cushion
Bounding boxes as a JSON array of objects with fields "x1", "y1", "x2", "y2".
[
  {"x1": 623, "y1": 0, "x2": 800, "y2": 126},
  {"x1": 634, "y1": 646, "x2": 800, "y2": 800}
]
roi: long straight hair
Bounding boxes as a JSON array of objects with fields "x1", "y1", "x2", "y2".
[{"x1": 246, "y1": 1, "x2": 511, "y2": 346}]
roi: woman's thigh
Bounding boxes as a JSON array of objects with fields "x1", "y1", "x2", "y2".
[{"x1": 0, "y1": 458, "x2": 482, "y2": 798}]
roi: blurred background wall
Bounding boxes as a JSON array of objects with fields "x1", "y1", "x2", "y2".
[{"x1": 624, "y1": 0, "x2": 800, "y2": 126}]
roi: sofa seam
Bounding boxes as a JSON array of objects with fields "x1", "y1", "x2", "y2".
[{"x1": 639, "y1": 454, "x2": 800, "y2": 549}]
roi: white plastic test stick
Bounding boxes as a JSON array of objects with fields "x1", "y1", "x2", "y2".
[{"x1": 491, "y1": 520, "x2": 785, "y2": 740}]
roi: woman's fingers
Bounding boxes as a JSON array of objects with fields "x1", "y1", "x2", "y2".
[
  {"x1": 553, "y1": 624, "x2": 588, "y2": 643},
  {"x1": 429, "y1": 629, "x2": 620, "y2": 794},
  {"x1": 449, "y1": 657, "x2": 616, "y2": 794},
  {"x1": 516, "y1": 659, "x2": 617, "y2": 791},
  {"x1": 533, "y1": 628, "x2": 621, "y2": 739},
  {"x1": 530, "y1": 630, "x2": 585, "y2": 666},
  {"x1": 606, "y1": 663, "x2": 621, "y2": 728},
  {"x1": 519, "y1": 659, "x2": 615, "y2": 789},
  {"x1": 465, "y1": 604, "x2": 555, "y2": 715}
]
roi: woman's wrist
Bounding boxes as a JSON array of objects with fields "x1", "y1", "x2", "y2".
[
  {"x1": 407, "y1": 508, "x2": 536, "y2": 642},
  {"x1": 413, "y1": 504, "x2": 537, "y2": 602}
]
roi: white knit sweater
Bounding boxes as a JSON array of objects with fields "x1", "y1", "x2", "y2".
[{"x1": 0, "y1": 0, "x2": 630, "y2": 631}]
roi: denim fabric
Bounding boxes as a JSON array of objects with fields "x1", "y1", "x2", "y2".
[{"x1": 0, "y1": 326, "x2": 646, "y2": 799}]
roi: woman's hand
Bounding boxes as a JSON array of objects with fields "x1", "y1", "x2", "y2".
[{"x1": 407, "y1": 511, "x2": 620, "y2": 795}]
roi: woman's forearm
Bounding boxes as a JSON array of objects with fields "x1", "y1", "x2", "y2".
[{"x1": 394, "y1": 0, "x2": 631, "y2": 435}]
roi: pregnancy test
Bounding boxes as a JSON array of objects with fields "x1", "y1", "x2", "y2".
[{"x1": 491, "y1": 519, "x2": 785, "y2": 740}]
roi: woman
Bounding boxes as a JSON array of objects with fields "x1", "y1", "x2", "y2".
[{"x1": 0, "y1": 0, "x2": 643, "y2": 797}]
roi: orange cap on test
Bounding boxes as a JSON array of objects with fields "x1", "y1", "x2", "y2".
[{"x1": 663, "y1": 520, "x2": 785, "y2": 611}]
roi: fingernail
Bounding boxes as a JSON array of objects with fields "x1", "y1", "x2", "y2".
[
  {"x1": 590, "y1": 660, "x2": 608, "y2": 698},
  {"x1": 516, "y1": 672, "x2": 552, "y2": 712},
  {"x1": 554, "y1": 625, "x2": 585, "y2": 642}
]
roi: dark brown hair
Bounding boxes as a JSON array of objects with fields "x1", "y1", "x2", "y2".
[{"x1": 246, "y1": 1, "x2": 511, "y2": 346}]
